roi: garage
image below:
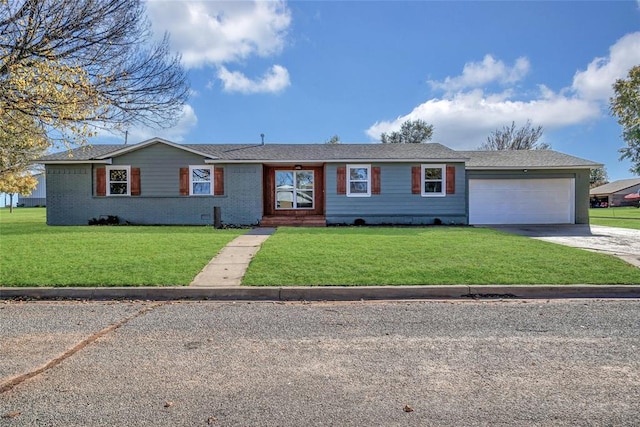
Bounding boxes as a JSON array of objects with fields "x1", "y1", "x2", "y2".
[{"x1": 469, "y1": 178, "x2": 575, "y2": 225}]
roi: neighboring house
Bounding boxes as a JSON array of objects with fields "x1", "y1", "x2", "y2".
[
  {"x1": 38, "y1": 137, "x2": 599, "y2": 226},
  {"x1": 19, "y1": 173, "x2": 46, "y2": 207},
  {"x1": 1, "y1": 192, "x2": 18, "y2": 208},
  {"x1": 590, "y1": 178, "x2": 640, "y2": 207}
]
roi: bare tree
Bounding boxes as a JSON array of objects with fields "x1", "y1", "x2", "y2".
[
  {"x1": 381, "y1": 119, "x2": 434, "y2": 144},
  {"x1": 0, "y1": 0, "x2": 189, "y2": 149},
  {"x1": 480, "y1": 120, "x2": 549, "y2": 150}
]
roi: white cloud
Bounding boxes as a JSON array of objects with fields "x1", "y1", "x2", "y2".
[
  {"x1": 218, "y1": 65, "x2": 290, "y2": 94},
  {"x1": 368, "y1": 33, "x2": 640, "y2": 149},
  {"x1": 367, "y1": 89, "x2": 599, "y2": 149},
  {"x1": 147, "y1": 0, "x2": 291, "y2": 68},
  {"x1": 429, "y1": 55, "x2": 530, "y2": 94},
  {"x1": 572, "y1": 32, "x2": 640, "y2": 101},
  {"x1": 147, "y1": 0, "x2": 292, "y2": 96}
]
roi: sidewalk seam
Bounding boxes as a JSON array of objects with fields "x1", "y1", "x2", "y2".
[{"x1": 0, "y1": 302, "x2": 165, "y2": 394}]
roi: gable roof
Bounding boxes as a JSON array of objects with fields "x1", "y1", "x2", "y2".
[
  {"x1": 460, "y1": 150, "x2": 601, "y2": 170},
  {"x1": 94, "y1": 137, "x2": 217, "y2": 160},
  {"x1": 37, "y1": 137, "x2": 217, "y2": 163},
  {"x1": 590, "y1": 178, "x2": 640, "y2": 195}
]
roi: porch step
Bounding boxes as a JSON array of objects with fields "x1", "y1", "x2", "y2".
[{"x1": 259, "y1": 215, "x2": 327, "y2": 227}]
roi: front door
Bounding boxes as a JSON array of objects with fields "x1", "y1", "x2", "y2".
[
  {"x1": 263, "y1": 165, "x2": 324, "y2": 216},
  {"x1": 275, "y1": 170, "x2": 314, "y2": 210}
]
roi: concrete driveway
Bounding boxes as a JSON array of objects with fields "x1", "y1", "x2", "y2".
[{"x1": 492, "y1": 224, "x2": 640, "y2": 268}]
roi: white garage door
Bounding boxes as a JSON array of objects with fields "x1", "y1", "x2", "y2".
[{"x1": 469, "y1": 178, "x2": 575, "y2": 225}]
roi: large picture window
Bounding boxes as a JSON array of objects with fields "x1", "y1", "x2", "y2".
[
  {"x1": 106, "y1": 166, "x2": 130, "y2": 196},
  {"x1": 276, "y1": 170, "x2": 314, "y2": 209},
  {"x1": 347, "y1": 164, "x2": 371, "y2": 197},
  {"x1": 190, "y1": 166, "x2": 213, "y2": 196},
  {"x1": 422, "y1": 164, "x2": 446, "y2": 197}
]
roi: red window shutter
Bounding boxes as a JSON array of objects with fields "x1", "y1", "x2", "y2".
[
  {"x1": 96, "y1": 167, "x2": 106, "y2": 196},
  {"x1": 179, "y1": 167, "x2": 189, "y2": 195},
  {"x1": 337, "y1": 166, "x2": 346, "y2": 195},
  {"x1": 411, "y1": 166, "x2": 421, "y2": 194},
  {"x1": 446, "y1": 166, "x2": 455, "y2": 194},
  {"x1": 131, "y1": 168, "x2": 141, "y2": 196},
  {"x1": 214, "y1": 167, "x2": 224, "y2": 196},
  {"x1": 372, "y1": 166, "x2": 381, "y2": 195}
]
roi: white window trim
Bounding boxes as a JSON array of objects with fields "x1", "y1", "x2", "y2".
[
  {"x1": 347, "y1": 164, "x2": 371, "y2": 197},
  {"x1": 106, "y1": 165, "x2": 131, "y2": 196},
  {"x1": 189, "y1": 165, "x2": 214, "y2": 196},
  {"x1": 421, "y1": 164, "x2": 446, "y2": 197}
]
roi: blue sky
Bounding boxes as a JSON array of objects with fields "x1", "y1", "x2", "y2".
[{"x1": 109, "y1": 1, "x2": 640, "y2": 181}]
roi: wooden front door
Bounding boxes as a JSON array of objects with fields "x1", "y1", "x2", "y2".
[{"x1": 263, "y1": 165, "x2": 324, "y2": 216}]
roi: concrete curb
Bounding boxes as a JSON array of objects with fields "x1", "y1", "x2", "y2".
[{"x1": 2, "y1": 285, "x2": 640, "y2": 301}]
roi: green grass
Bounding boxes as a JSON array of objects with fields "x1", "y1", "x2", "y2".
[
  {"x1": 590, "y1": 207, "x2": 640, "y2": 230},
  {"x1": 3, "y1": 208, "x2": 640, "y2": 287},
  {"x1": 0, "y1": 208, "x2": 244, "y2": 286},
  {"x1": 242, "y1": 226, "x2": 640, "y2": 286}
]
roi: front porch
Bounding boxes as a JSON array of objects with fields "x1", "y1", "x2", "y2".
[
  {"x1": 259, "y1": 215, "x2": 327, "y2": 227},
  {"x1": 261, "y1": 164, "x2": 326, "y2": 227}
]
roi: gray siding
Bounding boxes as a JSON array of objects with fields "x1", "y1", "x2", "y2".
[
  {"x1": 46, "y1": 165, "x2": 92, "y2": 225},
  {"x1": 46, "y1": 143, "x2": 263, "y2": 225},
  {"x1": 325, "y1": 162, "x2": 467, "y2": 225},
  {"x1": 466, "y1": 169, "x2": 591, "y2": 224}
]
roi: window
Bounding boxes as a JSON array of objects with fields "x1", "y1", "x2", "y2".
[
  {"x1": 190, "y1": 166, "x2": 213, "y2": 195},
  {"x1": 275, "y1": 170, "x2": 314, "y2": 209},
  {"x1": 106, "y1": 166, "x2": 130, "y2": 196},
  {"x1": 422, "y1": 164, "x2": 445, "y2": 197},
  {"x1": 347, "y1": 164, "x2": 371, "y2": 197}
]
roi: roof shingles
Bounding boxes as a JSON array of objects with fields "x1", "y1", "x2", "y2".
[
  {"x1": 38, "y1": 139, "x2": 599, "y2": 169},
  {"x1": 459, "y1": 150, "x2": 600, "y2": 169},
  {"x1": 590, "y1": 178, "x2": 640, "y2": 195}
]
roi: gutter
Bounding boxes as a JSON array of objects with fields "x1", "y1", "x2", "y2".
[
  {"x1": 205, "y1": 158, "x2": 470, "y2": 164},
  {"x1": 38, "y1": 159, "x2": 113, "y2": 165}
]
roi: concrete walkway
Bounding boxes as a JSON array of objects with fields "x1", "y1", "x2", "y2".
[
  {"x1": 189, "y1": 228, "x2": 276, "y2": 287},
  {"x1": 492, "y1": 225, "x2": 640, "y2": 268}
]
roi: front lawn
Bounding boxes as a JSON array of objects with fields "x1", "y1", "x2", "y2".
[
  {"x1": 590, "y1": 207, "x2": 640, "y2": 230},
  {"x1": 0, "y1": 208, "x2": 244, "y2": 286},
  {"x1": 3, "y1": 209, "x2": 640, "y2": 287},
  {"x1": 242, "y1": 227, "x2": 640, "y2": 286}
]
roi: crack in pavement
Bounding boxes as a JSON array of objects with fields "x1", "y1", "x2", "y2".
[{"x1": 0, "y1": 302, "x2": 165, "y2": 394}]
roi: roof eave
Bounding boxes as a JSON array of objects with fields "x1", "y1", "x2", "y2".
[
  {"x1": 38, "y1": 159, "x2": 113, "y2": 165},
  {"x1": 467, "y1": 165, "x2": 600, "y2": 170},
  {"x1": 205, "y1": 158, "x2": 469, "y2": 164}
]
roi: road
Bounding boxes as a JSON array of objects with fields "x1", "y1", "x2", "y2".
[{"x1": 1, "y1": 299, "x2": 639, "y2": 426}]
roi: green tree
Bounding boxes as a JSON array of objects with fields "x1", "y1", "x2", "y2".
[
  {"x1": 380, "y1": 119, "x2": 434, "y2": 144},
  {"x1": 590, "y1": 167, "x2": 609, "y2": 188},
  {"x1": 0, "y1": 113, "x2": 48, "y2": 177},
  {"x1": 0, "y1": 0, "x2": 189, "y2": 166},
  {"x1": 479, "y1": 120, "x2": 549, "y2": 150},
  {"x1": 325, "y1": 135, "x2": 341, "y2": 144},
  {"x1": 0, "y1": 171, "x2": 37, "y2": 213},
  {"x1": 611, "y1": 65, "x2": 640, "y2": 175}
]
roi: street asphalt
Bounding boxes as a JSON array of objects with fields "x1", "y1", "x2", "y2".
[{"x1": 1, "y1": 299, "x2": 639, "y2": 426}]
